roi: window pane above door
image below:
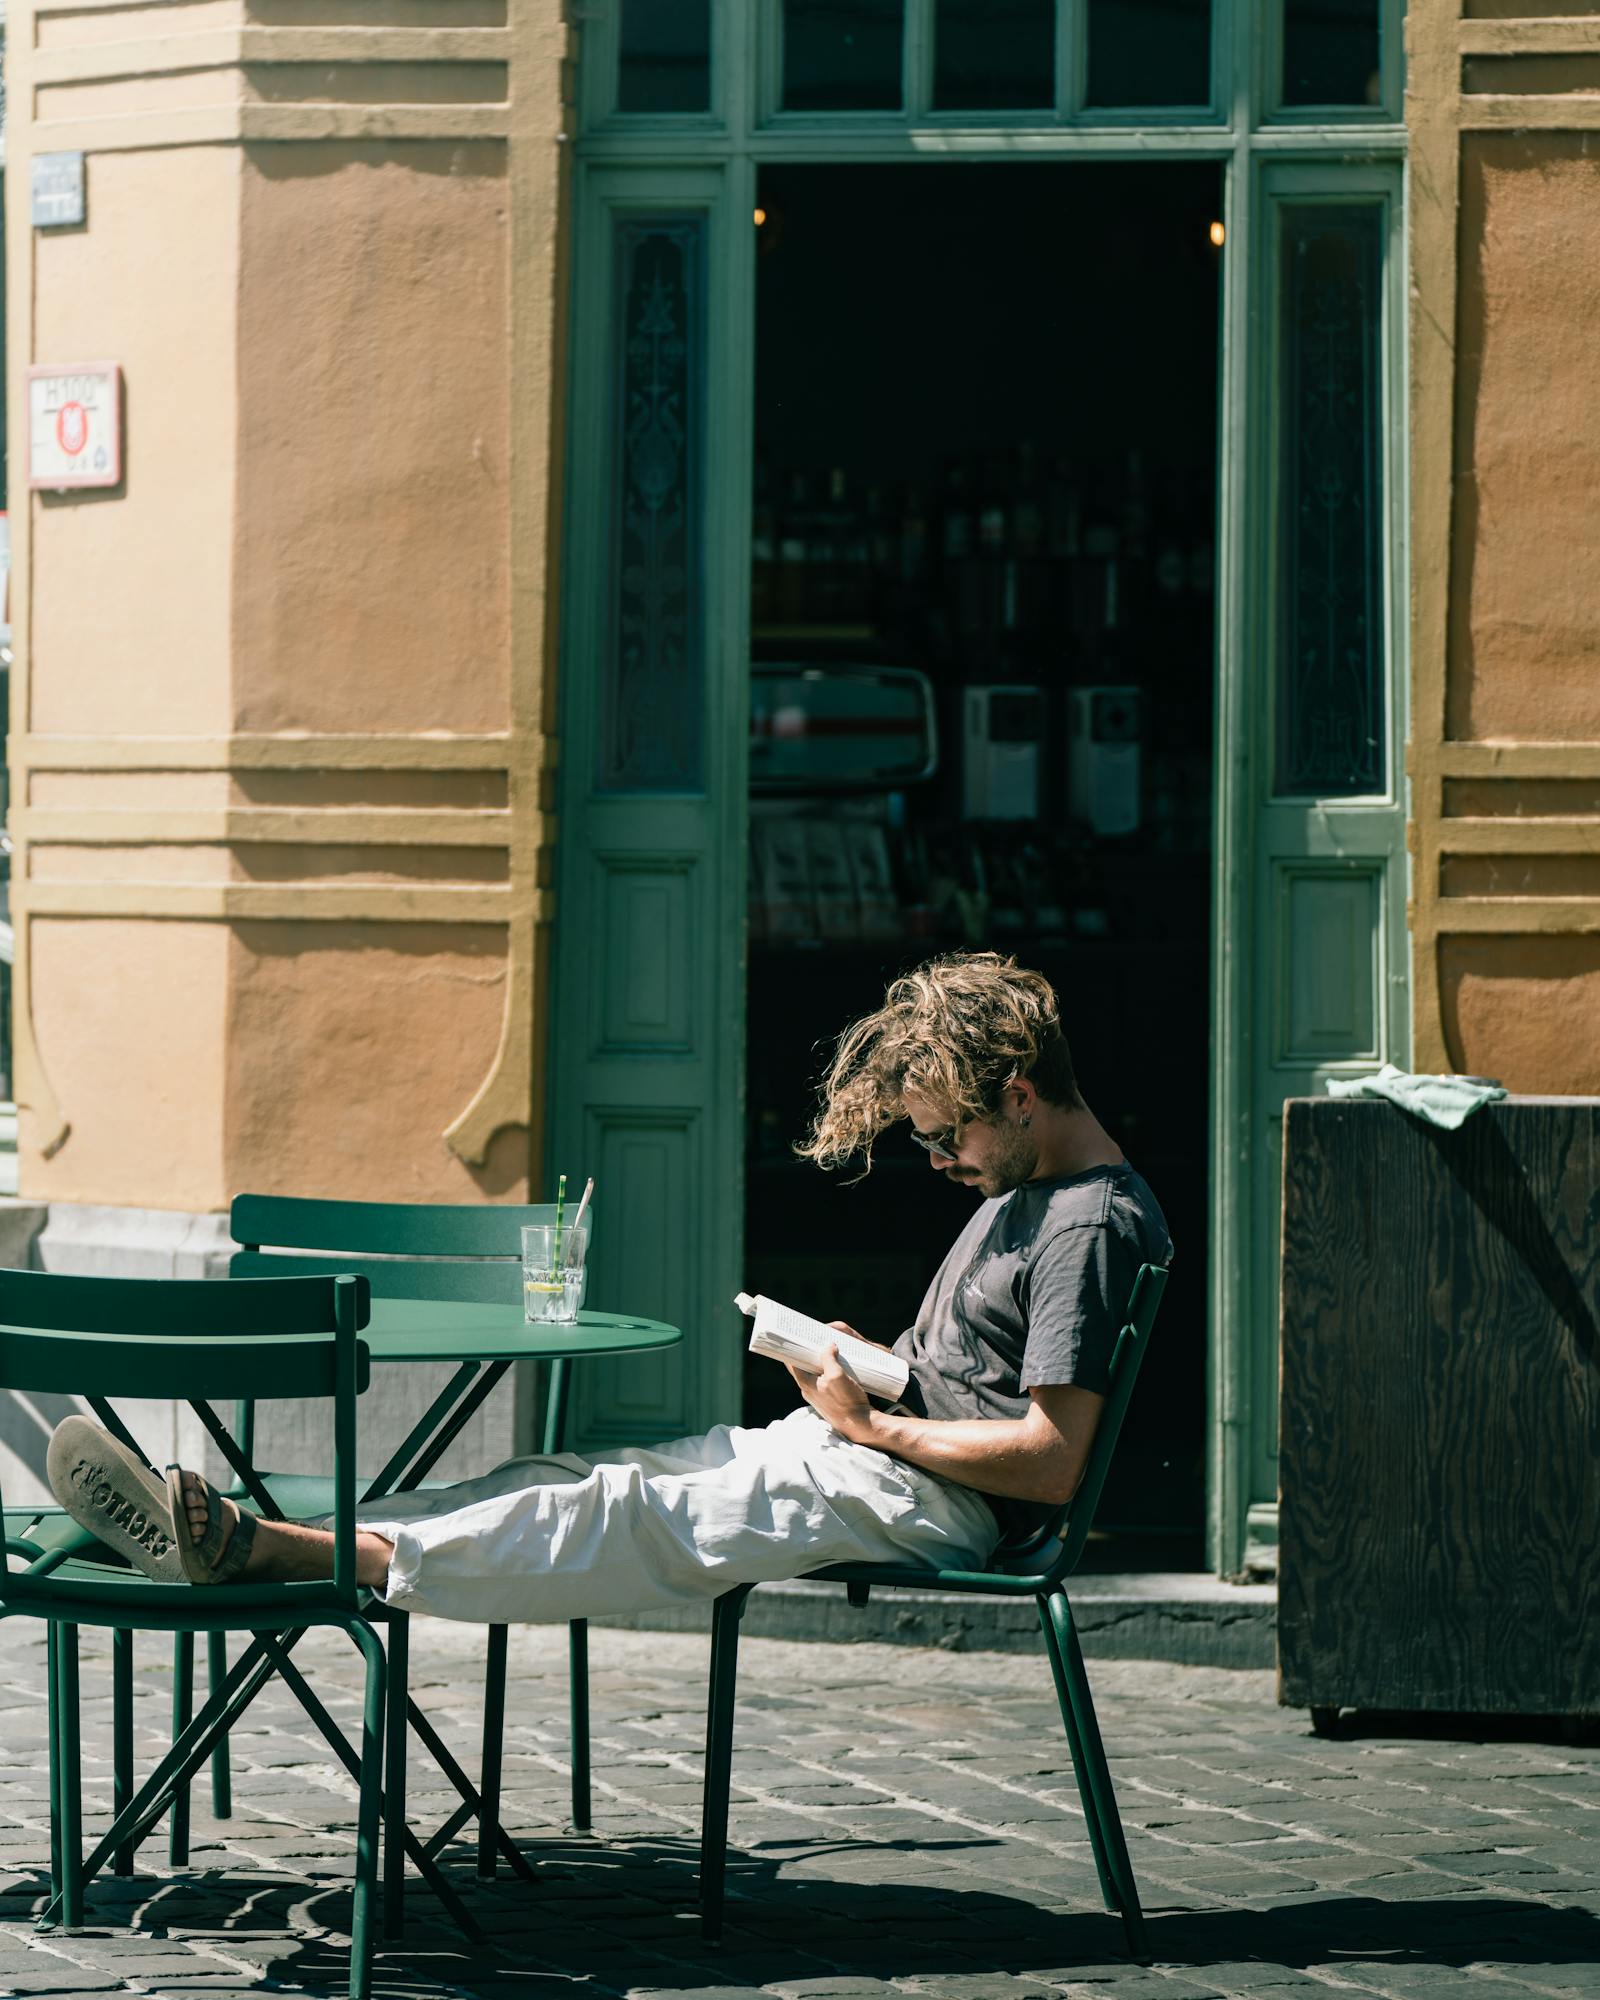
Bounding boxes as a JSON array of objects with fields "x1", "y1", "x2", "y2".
[
  {"x1": 783, "y1": 0, "x2": 905, "y2": 112},
  {"x1": 1274, "y1": 204, "x2": 1385, "y2": 797},
  {"x1": 933, "y1": 0, "x2": 1055, "y2": 112},
  {"x1": 1085, "y1": 0, "x2": 1212, "y2": 108},
  {"x1": 1282, "y1": 0, "x2": 1381, "y2": 108},
  {"x1": 617, "y1": 0, "x2": 712, "y2": 114}
]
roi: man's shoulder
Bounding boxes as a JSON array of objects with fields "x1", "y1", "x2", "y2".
[{"x1": 1024, "y1": 1165, "x2": 1171, "y2": 1257}]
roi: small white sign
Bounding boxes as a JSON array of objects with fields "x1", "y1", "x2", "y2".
[
  {"x1": 31, "y1": 153, "x2": 87, "y2": 229},
  {"x1": 29, "y1": 363, "x2": 123, "y2": 490}
]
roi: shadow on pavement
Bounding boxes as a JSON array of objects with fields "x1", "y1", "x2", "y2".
[{"x1": 7, "y1": 1837, "x2": 1599, "y2": 1997}]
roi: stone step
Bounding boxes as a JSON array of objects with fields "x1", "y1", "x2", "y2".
[{"x1": 595, "y1": 1571, "x2": 1277, "y2": 1669}]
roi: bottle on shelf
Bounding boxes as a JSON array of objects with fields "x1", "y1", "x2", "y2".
[
  {"x1": 1046, "y1": 457, "x2": 1082, "y2": 561},
  {"x1": 1014, "y1": 443, "x2": 1044, "y2": 561},
  {"x1": 1076, "y1": 472, "x2": 1121, "y2": 652},
  {"x1": 809, "y1": 467, "x2": 845, "y2": 622},
  {"x1": 777, "y1": 470, "x2": 810, "y2": 625},
  {"x1": 977, "y1": 451, "x2": 1009, "y2": 557},
  {"x1": 899, "y1": 483, "x2": 928, "y2": 585},
  {"x1": 839, "y1": 474, "x2": 874, "y2": 626},
  {"x1": 940, "y1": 461, "x2": 974, "y2": 564},
  {"x1": 751, "y1": 455, "x2": 776, "y2": 625}
]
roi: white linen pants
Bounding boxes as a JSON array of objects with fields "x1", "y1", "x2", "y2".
[{"x1": 353, "y1": 1406, "x2": 1000, "y2": 1625}]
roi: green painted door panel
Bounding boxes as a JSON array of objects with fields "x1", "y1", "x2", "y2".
[{"x1": 546, "y1": 165, "x2": 754, "y2": 1450}]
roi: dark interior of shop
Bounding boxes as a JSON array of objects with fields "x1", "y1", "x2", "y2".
[{"x1": 743, "y1": 161, "x2": 1221, "y2": 1559}]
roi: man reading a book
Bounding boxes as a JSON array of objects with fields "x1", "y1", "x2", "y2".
[{"x1": 49, "y1": 952, "x2": 1173, "y2": 1612}]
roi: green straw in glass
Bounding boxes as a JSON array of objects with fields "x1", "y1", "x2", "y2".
[{"x1": 553, "y1": 1172, "x2": 568, "y2": 1265}]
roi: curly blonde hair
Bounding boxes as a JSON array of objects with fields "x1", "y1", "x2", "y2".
[{"x1": 796, "y1": 951, "x2": 1081, "y2": 1173}]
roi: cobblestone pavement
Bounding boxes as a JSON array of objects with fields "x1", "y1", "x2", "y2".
[{"x1": 0, "y1": 1615, "x2": 1596, "y2": 2000}]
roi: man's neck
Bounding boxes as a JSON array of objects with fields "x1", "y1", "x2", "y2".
[{"x1": 1027, "y1": 1102, "x2": 1125, "y2": 1182}]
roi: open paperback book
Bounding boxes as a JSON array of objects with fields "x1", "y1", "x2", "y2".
[{"x1": 735, "y1": 1291, "x2": 910, "y2": 1403}]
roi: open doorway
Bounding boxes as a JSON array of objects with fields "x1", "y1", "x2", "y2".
[{"x1": 742, "y1": 162, "x2": 1221, "y2": 1559}]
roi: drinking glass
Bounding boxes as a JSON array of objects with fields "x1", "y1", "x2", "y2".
[{"x1": 521, "y1": 1223, "x2": 588, "y2": 1325}]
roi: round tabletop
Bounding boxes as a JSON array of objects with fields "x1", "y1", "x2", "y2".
[{"x1": 362, "y1": 1296, "x2": 680, "y2": 1366}]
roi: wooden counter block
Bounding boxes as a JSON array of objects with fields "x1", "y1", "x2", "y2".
[{"x1": 1278, "y1": 1096, "x2": 1600, "y2": 1718}]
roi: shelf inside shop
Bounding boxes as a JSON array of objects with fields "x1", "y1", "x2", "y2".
[{"x1": 751, "y1": 623, "x2": 878, "y2": 643}]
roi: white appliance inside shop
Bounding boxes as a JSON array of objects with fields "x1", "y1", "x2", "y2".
[
  {"x1": 1068, "y1": 684, "x2": 1141, "y2": 837},
  {"x1": 962, "y1": 685, "x2": 1044, "y2": 821}
]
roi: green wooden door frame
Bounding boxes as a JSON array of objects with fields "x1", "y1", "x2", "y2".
[
  {"x1": 552, "y1": 1, "x2": 1410, "y2": 1574},
  {"x1": 544, "y1": 158, "x2": 756, "y2": 1448},
  {"x1": 1210, "y1": 153, "x2": 1411, "y2": 1578}
]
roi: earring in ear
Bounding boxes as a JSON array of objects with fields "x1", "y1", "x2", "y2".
[{"x1": 1021, "y1": 1113, "x2": 1032, "y2": 1129}]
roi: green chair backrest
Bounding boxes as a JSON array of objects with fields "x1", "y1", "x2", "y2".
[
  {"x1": 999, "y1": 1261, "x2": 1169, "y2": 1585},
  {"x1": 0, "y1": 1268, "x2": 370, "y2": 1605},
  {"x1": 228, "y1": 1193, "x2": 571, "y2": 1305}
]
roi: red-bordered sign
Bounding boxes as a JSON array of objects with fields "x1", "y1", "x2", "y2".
[{"x1": 29, "y1": 362, "x2": 123, "y2": 489}]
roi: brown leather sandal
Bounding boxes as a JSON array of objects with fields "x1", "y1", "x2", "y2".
[{"x1": 47, "y1": 1416, "x2": 255, "y2": 1584}]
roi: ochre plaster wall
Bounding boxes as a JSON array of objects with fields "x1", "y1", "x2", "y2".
[
  {"x1": 25, "y1": 921, "x2": 230, "y2": 1209},
  {"x1": 222, "y1": 922, "x2": 525, "y2": 1201},
  {"x1": 9, "y1": 1, "x2": 563, "y2": 1211},
  {"x1": 30, "y1": 146, "x2": 240, "y2": 738},
  {"x1": 1449, "y1": 135, "x2": 1600, "y2": 745},
  {"x1": 1440, "y1": 936, "x2": 1600, "y2": 1095},
  {"x1": 1409, "y1": 16, "x2": 1600, "y2": 1087},
  {"x1": 231, "y1": 141, "x2": 512, "y2": 736}
]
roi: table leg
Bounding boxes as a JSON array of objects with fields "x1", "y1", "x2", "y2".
[
  {"x1": 383, "y1": 1613, "x2": 409, "y2": 1940},
  {"x1": 477, "y1": 1624, "x2": 507, "y2": 1877}
]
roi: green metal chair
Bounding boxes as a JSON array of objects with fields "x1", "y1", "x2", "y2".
[
  {"x1": 215, "y1": 1192, "x2": 591, "y2": 1940},
  {"x1": 0, "y1": 1267, "x2": 387, "y2": 2000},
  {"x1": 696, "y1": 1261, "x2": 1169, "y2": 1959}
]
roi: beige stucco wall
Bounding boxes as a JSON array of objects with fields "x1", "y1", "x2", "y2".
[
  {"x1": 8, "y1": 0, "x2": 564, "y2": 1211},
  {"x1": 1449, "y1": 134, "x2": 1600, "y2": 747},
  {"x1": 30, "y1": 144, "x2": 240, "y2": 738},
  {"x1": 231, "y1": 140, "x2": 513, "y2": 737},
  {"x1": 1408, "y1": 13, "x2": 1600, "y2": 1087},
  {"x1": 1435, "y1": 131, "x2": 1600, "y2": 1087}
]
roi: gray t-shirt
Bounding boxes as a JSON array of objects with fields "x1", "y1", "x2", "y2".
[{"x1": 891, "y1": 1162, "x2": 1173, "y2": 1536}]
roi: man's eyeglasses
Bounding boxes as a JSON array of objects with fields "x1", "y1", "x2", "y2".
[{"x1": 909, "y1": 1122, "x2": 960, "y2": 1158}]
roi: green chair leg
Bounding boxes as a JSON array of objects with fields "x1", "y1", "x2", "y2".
[
  {"x1": 54, "y1": 1624, "x2": 84, "y2": 1928},
  {"x1": 567, "y1": 1620, "x2": 590, "y2": 1832},
  {"x1": 170, "y1": 1632, "x2": 194, "y2": 1867},
  {"x1": 699, "y1": 1586, "x2": 752, "y2": 1942},
  {"x1": 46, "y1": 1624, "x2": 63, "y2": 1906},
  {"x1": 1047, "y1": 1591, "x2": 1150, "y2": 1963},
  {"x1": 1038, "y1": 1593, "x2": 1117, "y2": 1912},
  {"x1": 112, "y1": 1630, "x2": 135, "y2": 1876},
  {"x1": 382, "y1": 1614, "x2": 409, "y2": 1942},
  {"x1": 348, "y1": 1623, "x2": 388, "y2": 2000},
  {"x1": 207, "y1": 1631, "x2": 233, "y2": 1817},
  {"x1": 478, "y1": 1623, "x2": 508, "y2": 1874}
]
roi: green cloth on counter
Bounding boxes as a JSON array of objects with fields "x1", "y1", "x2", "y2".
[{"x1": 1325, "y1": 1063, "x2": 1506, "y2": 1131}]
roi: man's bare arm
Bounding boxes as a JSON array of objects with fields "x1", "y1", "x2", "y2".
[{"x1": 788, "y1": 1348, "x2": 1102, "y2": 1507}]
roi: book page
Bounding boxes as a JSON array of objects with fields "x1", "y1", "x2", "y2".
[{"x1": 736, "y1": 1292, "x2": 909, "y2": 1402}]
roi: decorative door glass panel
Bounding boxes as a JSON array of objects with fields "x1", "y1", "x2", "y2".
[
  {"x1": 933, "y1": 0, "x2": 1055, "y2": 111},
  {"x1": 1282, "y1": 0, "x2": 1381, "y2": 107},
  {"x1": 1274, "y1": 204, "x2": 1384, "y2": 797},
  {"x1": 599, "y1": 217, "x2": 707, "y2": 793},
  {"x1": 1085, "y1": 0, "x2": 1211, "y2": 107},
  {"x1": 783, "y1": 0, "x2": 904, "y2": 111},
  {"x1": 618, "y1": 0, "x2": 712, "y2": 114}
]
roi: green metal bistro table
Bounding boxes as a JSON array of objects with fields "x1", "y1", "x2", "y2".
[
  {"x1": 355, "y1": 1300, "x2": 680, "y2": 1496},
  {"x1": 193, "y1": 1299, "x2": 681, "y2": 1944},
  {"x1": 358, "y1": 1300, "x2": 679, "y2": 1933}
]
